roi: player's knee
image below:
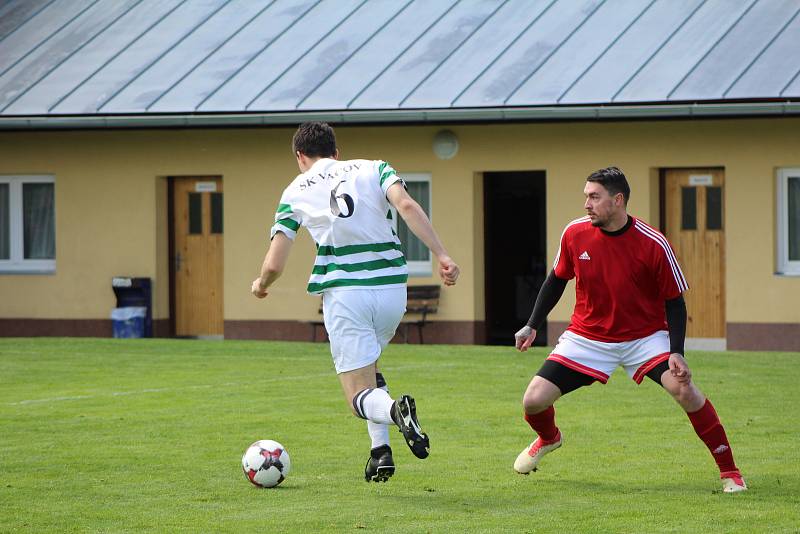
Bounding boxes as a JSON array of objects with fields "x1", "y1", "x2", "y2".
[
  {"x1": 668, "y1": 382, "x2": 703, "y2": 410},
  {"x1": 684, "y1": 385, "x2": 704, "y2": 405},
  {"x1": 522, "y1": 388, "x2": 550, "y2": 414},
  {"x1": 346, "y1": 393, "x2": 364, "y2": 418}
]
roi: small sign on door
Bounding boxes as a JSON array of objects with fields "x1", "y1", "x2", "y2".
[
  {"x1": 689, "y1": 174, "x2": 713, "y2": 186},
  {"x1": 195, "y1": 182, "x2": 217, "y2": 192}
]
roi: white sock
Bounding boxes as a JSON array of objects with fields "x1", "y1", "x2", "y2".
[
  {"x1": 367, "y1": 383, "x2": 391, "y2": 448},
  {"x1": 353, "y1": 387, "x2": 395, "y2": 425},
  {"x1": 367, "y1": 419, "x2": 390, "y2": 448}
]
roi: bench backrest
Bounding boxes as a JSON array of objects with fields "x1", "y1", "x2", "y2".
[{"x1": 407, "y1": 284, "x2": 440, "y2": 316}]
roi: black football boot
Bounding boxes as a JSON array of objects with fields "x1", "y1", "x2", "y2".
[
  {"x1": 391, "y1": 394, "x2": 430, "y2": 459},
  {"x1": 364, "y1": 444, "x2": 395, "y2": 482}
]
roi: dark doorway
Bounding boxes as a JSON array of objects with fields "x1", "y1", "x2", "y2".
[{"x1": 484, "y1": 171, "x2": 548, "y2": 346}]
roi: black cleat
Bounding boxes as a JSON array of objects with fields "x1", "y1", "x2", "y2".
[
  {"x1": 392, "y1": 394, "x2": 430, "y2": 459},
  {"x1": 364, "y1": 444, "x2": 395, "y2": 482}
]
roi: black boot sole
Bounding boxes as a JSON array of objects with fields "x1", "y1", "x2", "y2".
[
  {"x1": 397, "y1": 395, "x2": 429, "y2": 459},
  {"x1": 366, "y1": 465, "x2": 395, "y2": 483}
]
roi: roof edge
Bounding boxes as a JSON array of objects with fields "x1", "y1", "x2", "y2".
[{"x1": 1, "y1": 102, "x2": 798, "y2": 130}]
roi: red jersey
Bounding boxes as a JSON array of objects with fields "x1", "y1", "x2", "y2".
[{"x1": 553, "y1": 215, "x2": 688, "y2": 342}]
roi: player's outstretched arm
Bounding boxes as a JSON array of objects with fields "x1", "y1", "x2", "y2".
[
  {"x1": 386, "y1": 182, "x2": 459, "y2": 286},
  {"x1": 251, "y1": 232, "x2": 293, "y2": 298},
  {"x1": 515, "y1": 271, "x2": 568, "y2": 351}
]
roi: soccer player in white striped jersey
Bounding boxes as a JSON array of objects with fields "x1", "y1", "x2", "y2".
[
  {"x1": 251, "y1": 122, "x2": 459, "y2": 482},
  {"x1": 513, "y1": 167, "x2": 746, "y2": 493}
]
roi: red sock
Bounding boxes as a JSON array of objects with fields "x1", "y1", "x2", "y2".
[
  {"x1": 524, "y1": 406, "x2": 559, "y2": 442},
  {"x1": 687, "y1": 399, "x2": 738, "y2": 475}
]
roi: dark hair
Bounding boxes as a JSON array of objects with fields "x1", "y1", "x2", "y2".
[
  {"x1": 586, "y1": 166, "x2": 630, "y2": 204},
  {"x1": 292, "y1": 122, "x2": 337, "y2": 158}
]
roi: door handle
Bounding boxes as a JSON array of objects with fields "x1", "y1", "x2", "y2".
[{"x1": 175, "y1": 251, "x2": 182, "y2": 273}]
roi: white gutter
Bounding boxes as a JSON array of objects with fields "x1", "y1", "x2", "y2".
[{"x1": 0, "y1": 102, "x2": 798, "y2": 129}]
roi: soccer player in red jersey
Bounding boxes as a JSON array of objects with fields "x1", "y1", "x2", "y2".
[{"x1": 513, "y1": 167, "x2": 746, "y2": 493}]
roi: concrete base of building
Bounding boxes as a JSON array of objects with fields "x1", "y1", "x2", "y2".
[
  {"x1": 2, "y1": 319, "x2": 798, "y2": 351},
  {"x1": 727, "y1": 322, "x2": 800, "y2": 351},
  {"x1": 0, "y1": 318, "x2": 171, "y2": 338},
  {"x1": 0, "y1": 318, "x2": 482, "y2": 343},
  {"x1": 0, "y1": 319, "x2": 112, "y2": 337},
  {"x1": 224, "y1": 320, "x2": 486, "y2": 345},
  {"x1": 685, "y1": 338, "x2": 726, "y2": 351}
]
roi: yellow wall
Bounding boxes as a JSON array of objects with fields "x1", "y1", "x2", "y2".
[{"x1": 0, "y1": 117, "x2": 798, "y2": 326}]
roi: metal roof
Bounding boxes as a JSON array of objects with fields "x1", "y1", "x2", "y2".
[{"x1": 1, "y1": 0, "x2": 799, "y2": 129}]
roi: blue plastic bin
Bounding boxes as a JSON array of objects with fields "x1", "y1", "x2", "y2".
[
  {"x1": 111, "y1": 306, "x2": 147, "y2": 338},
  {"x1": 111, "y1": 277, "x2": 152, "y2": 337}
]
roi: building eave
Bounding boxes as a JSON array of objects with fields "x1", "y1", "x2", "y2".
[{"x1": 1, "y1": 102, "x2": 799, "y2": 130}]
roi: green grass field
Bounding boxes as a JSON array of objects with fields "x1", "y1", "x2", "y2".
[{"x1": 1, "y1": 338, "x2": 798, "y2": 533}]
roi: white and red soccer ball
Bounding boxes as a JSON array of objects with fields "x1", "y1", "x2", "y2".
[{"x1": 241, "y1": 440, "x2": 291, "y2": 488}]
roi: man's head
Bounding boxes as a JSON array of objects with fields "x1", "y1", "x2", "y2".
[
  {"x1": 584, "y1": 167, "x2": 630, "y2": 228},
  {"x1": 292, "y1": 122, "x2": 337, "y2": 171}
]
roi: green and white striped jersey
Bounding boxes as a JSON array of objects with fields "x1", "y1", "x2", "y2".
[{"x1": 270, "y1": 158, "x2": 408, "y2": 294}]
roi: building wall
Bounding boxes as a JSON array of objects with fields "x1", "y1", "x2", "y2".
[{"x1": 0, "y1": 117, "x2": 798, "y2": 348}]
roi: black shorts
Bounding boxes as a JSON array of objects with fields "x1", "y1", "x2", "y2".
[{"x1": 536, "y1": 358, "x2": 671, "y2": 395}]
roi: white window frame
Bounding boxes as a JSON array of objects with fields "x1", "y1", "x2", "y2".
[
  {"x1": 0, "y1": 175, "x2": 56, "y2": 274},
  {"x1": 777, "y1": 168, "x2": 800, "y2": 275},
  {"x1": 390, "y1": 173, "x2": 432, "y2": 277}
]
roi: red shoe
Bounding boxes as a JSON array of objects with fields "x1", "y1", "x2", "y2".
[{"x1": 513, "y1": 431, "x2": 562, "y2": 474}]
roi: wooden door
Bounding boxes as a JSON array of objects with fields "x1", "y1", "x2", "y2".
[
  {"x1": 172, "y1": 177, "x2": 223, "y2": 337},
  {"x1": 663, "y1": 169, "x2": 725, "y2": 338}
]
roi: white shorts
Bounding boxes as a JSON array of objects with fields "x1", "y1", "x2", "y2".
[
  {"x1": 548, "y1": 330, "x2": 671, "y2": 384},
  {"x1": 322, "y1": 287, "x2": 406, "y2": 374}
]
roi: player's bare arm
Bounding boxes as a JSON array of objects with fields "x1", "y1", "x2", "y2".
[
  {"x1": 386, "y1": 182, "x2": 460, "y2": 286},
  {"x1": 251, "y1": 232, "x2": 293, "y2": 298}
]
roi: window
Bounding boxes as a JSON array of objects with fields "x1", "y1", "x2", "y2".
[
  {"x1": 210, "y1": 192, "x2": 223, "y2": 234},
  {"x1": 391, "y1": 174, "x2": 432, "y2": 276},
  {"x1": 706, "y1": 186, "x2": 723, "y2": 231},
  {"x1": 188, "y1": 193, "x2": 202, "y2": 234},
  {"x1": 777, "y1": 168, "x2": 800, "y2": 275},
  {"x1": 681, "y1": 186, "x2": 697, "y2": 230},
  {"x1": 0, "y1": 176, "x2": 55, "y2": 273}
]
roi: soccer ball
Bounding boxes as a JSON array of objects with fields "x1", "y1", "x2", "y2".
[{"x1": 241, "y1": 439, "x2": 291, "y2": 488}]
